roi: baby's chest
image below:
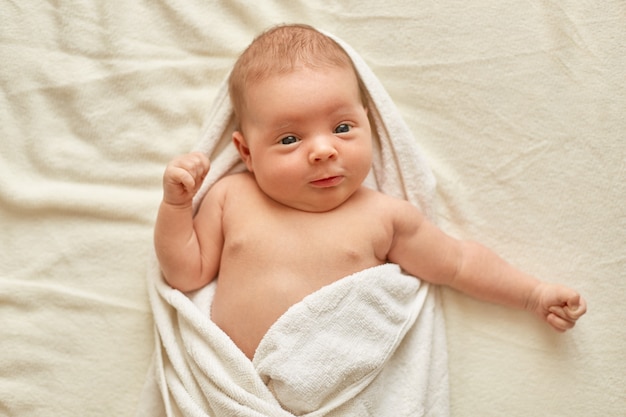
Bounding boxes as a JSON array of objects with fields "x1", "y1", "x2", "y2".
[{"x1": 224, "y1": 211, "x2": 391, "y2": 266}]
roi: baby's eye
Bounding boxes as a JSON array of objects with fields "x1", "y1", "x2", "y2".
[
  {"x1": 334, "y1": 123, "x2": 351, "y2": 134},
  {"x1": 279, "y1": 135, "x2": 299, "y2": 145}
]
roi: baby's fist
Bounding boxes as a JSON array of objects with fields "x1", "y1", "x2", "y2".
[
  {"x1": 532, "y1": 282, "x2": 587, "y2": 332},
  {"x1": 162, "y1": 152, "x2": 210, "y2": 206}
]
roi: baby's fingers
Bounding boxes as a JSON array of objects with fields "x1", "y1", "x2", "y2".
[
  {"x1": 565, "y1": 295, "x2": 587, "y2": 320},
  {"x1": 172, "y1": 166, "x2": 197, "y2": 191},
  {"x1": 548, "y1": 298, "x2": 586, "y2": 332},
  {"x1": 546, "y1": 312, "x2": 575, "y2": 332},
  {"x1": 162, "y1": 152, "x2": 210, "y2": 204},
  {"x1": 192, "y1": 152, "x2": 211, "y2": 177},
  {"x1": 162, "y1": 165, "x2": 197, "y2": 197},
  {"x1": 167, "y1": 153, "x2": 210, "y2": 184},
  {"x1": 178, "y1": 152, "x2": 210, "y2": 181}
]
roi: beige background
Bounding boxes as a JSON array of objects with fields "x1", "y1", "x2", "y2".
[{"x1": 1, "y1": 1, "x2": 624, "y2": 416}]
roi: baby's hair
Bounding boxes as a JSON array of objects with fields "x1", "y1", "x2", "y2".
[{"x1": 228, "y1": 24, "x2": 367, "y2": 127}]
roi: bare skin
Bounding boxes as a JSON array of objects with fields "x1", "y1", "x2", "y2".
[
  {"x1": 154, "y1": 65, "x2": 586, "y2": 359},
  {"x1": 209, "y1": 174, "x2": 392, "y2": 357},
  {"x1": 156, "y1": 163, "x2": 586, "y2": 359}
]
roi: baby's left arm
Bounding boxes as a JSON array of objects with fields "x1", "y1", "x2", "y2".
[{"x1": 387, "y1": 198, "x2": 586, "y2": 331}]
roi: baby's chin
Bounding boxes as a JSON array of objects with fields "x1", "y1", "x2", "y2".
[
  {"x1": 265, "y1": 192, "x2": 355, "y2": 214},
  {"x1": 273, "y1": 199, "x2": 347, "y2": 213}
]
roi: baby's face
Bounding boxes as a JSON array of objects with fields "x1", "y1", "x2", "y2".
[{"x1": 235, "y1": 65, "x2": 372, "y2": 212}]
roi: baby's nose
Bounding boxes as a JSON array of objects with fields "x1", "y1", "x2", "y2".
[{"x1": 309, "y1": 136, "x2": 338, "y2": 162}]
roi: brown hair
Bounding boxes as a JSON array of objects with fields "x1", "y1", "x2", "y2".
[{"x1": 228, "y1": 24, "x2": 366, "y2": 127}]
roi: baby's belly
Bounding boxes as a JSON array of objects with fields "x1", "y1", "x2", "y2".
[
  {"x1": 211, "y1": 277, "x2": 304, "y2": 359},
  {"x1": 210, "y1": 263, "x2": 382, "y2": 359}
]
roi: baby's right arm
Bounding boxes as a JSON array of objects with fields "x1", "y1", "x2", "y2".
[{"x1": 154, "y1": 152, "x2": 222, "y2": 292}]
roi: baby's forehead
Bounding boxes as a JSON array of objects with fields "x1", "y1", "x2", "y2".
[
  {"x1": 240, "y1": 67, "x2": 365, "y2": 130},
  {"x1": 230, "y1": 27, "x2": 363, "y2": 124},
  {"x1": 248, "y1": 64, "x2": 360, "y2": 98},
  {"x1": 245, "y1": 63, "x2": 361, "y2": 100}
]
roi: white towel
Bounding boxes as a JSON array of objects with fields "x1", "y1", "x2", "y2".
[{"x1": 137, "y1": 30, "x2": 449, "y2": 417}]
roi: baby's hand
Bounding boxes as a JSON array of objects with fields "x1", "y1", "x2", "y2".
[
  {"x1": 530, "y1": 282, "x2": 587, "y2": 332},
  {"x1": 162, "y1": 152, "x2": 210, "y2": 206}
]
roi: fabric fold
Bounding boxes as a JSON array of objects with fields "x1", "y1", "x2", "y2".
[{"x1": 251, "y1": 264, "x2": 429, "y2": 415}]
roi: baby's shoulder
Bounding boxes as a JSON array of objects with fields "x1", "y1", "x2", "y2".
[
  {"x1": 358, "y1": 187, "x2": 415, "y2": 210},
  {"x1": 358, "y1": 187, "x2": 425, "y2": 224},
  {"x1": 199, "y1": 172, "x2": 254, "y2": 207},
  {"x1": 209, "y1": 171, "x2": 255, "y2": 193}
]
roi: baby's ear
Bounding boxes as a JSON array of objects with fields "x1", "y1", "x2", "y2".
[{"x1": 232, "y1": 131, "x2": 253, "y2": 172}]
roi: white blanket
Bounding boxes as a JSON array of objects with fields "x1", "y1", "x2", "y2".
[
  {"x1": 137, "y1": 31, "x2": 449, "y2": 416},
  {"x1": 141, "y1": 264, "x2": 447, "y2": 416}
]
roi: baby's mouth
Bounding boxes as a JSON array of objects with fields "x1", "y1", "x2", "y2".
[{"x1": 310, "y1": 176, "x2": 344, "y2": 188}]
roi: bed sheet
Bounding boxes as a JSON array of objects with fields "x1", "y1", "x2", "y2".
[{"x1": 1, "y1": 1, "x2": 624, "y2": 416}]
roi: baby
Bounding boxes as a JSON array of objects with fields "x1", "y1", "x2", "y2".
[{"x1": 154, "y1": 24, "x2": 586, "y2": 360}]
